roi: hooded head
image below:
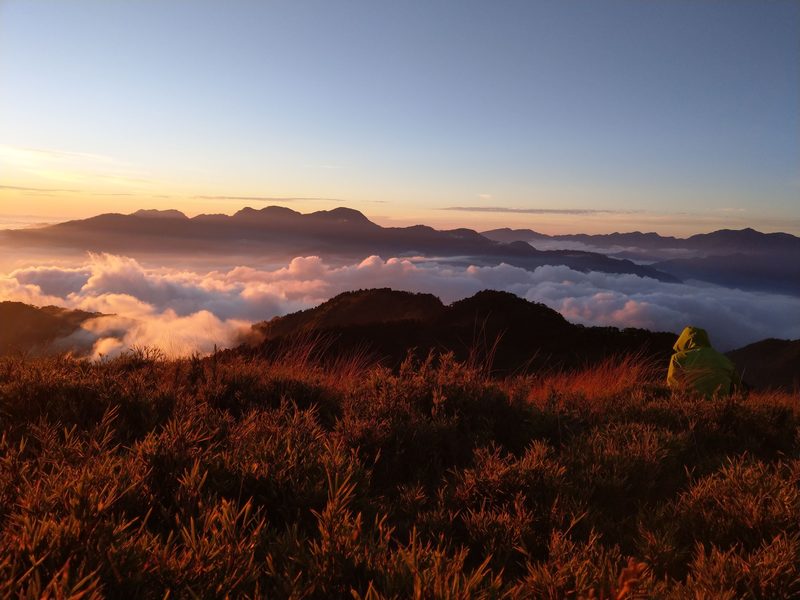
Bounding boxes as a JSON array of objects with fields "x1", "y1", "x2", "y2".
[{"x1": 673, "y1": 326, "x2": 712, "y2": 352}]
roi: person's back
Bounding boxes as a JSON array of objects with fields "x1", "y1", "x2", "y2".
[{"x1": 667, "y1": 326, "x2": 735, "y2": 398}]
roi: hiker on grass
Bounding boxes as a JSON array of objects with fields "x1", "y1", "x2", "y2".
[{"x1": 667, "y1": 326, "x2": 736, "y2": 398}]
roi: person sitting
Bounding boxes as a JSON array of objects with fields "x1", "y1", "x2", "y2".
[{"x1": 667, "y1": 326, "x2": 736, "y2": 398}]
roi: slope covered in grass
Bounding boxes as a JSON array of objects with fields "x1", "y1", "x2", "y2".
[
  {"x1": 0, "y1": 347, "x2": 798, "y2": 598},
  {"x1": 0, "y1": 302, "x2": 98, "y2": 355},
  {"x1": 247, "y1": 289, "x2": 677, "y2": 377}
]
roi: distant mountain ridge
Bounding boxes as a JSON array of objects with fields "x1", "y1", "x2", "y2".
[
  {"x1": 5, "y1": 206, "x2": 799, "y2": 292},
  {"x1": 482, "y1": 226, "x2": 800, "y2": 295},
  {"x1": 482, "y1": 226, "x2": 800, "y2": 255},
  {"x1": 133, "y1": 209, "x2": 190, "y2": 220},
  {"x1": 1, "y1": 206, "x2": 679, "y2": 282}
]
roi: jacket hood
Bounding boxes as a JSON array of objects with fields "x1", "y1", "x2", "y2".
[{"x1": 674, "y1": 326, "x2": 712, "y2": 352}]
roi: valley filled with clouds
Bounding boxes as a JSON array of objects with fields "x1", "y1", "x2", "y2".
[{"x1": 2, "y1": 252, "x2": 798, "y2": 358}]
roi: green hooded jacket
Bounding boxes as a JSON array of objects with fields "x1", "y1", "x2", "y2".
[{"x1": 667, "y1": 326, "x2": 735, "y2": 398}]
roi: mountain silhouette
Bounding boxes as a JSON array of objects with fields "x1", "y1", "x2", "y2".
[
  {"x1": 654, "y1": 253, "x2": 800, "y2": 296},
  {"x1": 132, "y1": 209, "x2": 189, "y2": 220},
  {"x1": 1, "y1": 207, "x2": 678, "y2": 281},
  {"x1": 726, "y1": 338, "x2": 800, "y2": 391},
  {"x1": 3, "y1": 295, "x2": 795, "y2": 390},
  {"x1": 244, "y1": 288, "x2": 678, "y2": 374},
  {"x1": 0, "y1": 302, "x2": 98, "y2": 355},
  {"x1": 482, "y1": 227, "x2": 800, "y2": 295},
  {"x1": 258, "y1": 289, "x2": 446, "y2": 339},
  {"x1": 482, "y1": 227, "x2": 800, "y2": 255},
  {"x1": 244, "y1": 289, "x2": 798, "y2": 387}
]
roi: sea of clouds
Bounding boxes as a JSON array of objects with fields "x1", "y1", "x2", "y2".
[{"x1": 2, "y1": 252, "x2": 799, "y2": 358}]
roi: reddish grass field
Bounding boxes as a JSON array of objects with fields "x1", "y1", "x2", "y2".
[{"x1": 0, "y1": 348, "x2": 797, "y2": 598}]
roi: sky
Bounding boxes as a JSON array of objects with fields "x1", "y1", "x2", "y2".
[{"x1": 1, "y1": 0, "x2": 798, "y2": 235}]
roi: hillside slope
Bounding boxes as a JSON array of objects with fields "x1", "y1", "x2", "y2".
[
  {"x1": 248, "y1": 288, "x2": 677, "y2": 373},
  {"x1": 727, "y1": 338, "x2": 800, "y2": 391},
  {"x1": 0, "y1": 301, "x2": 97, "y2": 354}
]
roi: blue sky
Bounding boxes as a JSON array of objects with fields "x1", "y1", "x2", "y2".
[{"x1": 0, "y1": 0, "x2": 798, "y2": 234}]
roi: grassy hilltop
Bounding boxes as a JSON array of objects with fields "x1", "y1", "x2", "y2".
[{"x1": 0, "y1": 346, "x2": 798, "y2": 599}]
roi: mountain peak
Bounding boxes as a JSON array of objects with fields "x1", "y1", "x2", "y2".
[
  {"x1": 132, "y1": 209, "x2": 187, "y2": 219},
  {"x1": 256, "y1": 288, "x2": 444, "y2": 339},
  {"x1": 232, "y1": 205, "x2": 302, "y2": 220},
  {"x1": 259, "y1": 205, "x2": 302, "y2": 216},
  {"x1": 244, "y1": 289, "x2": 676, "y2": 375},
  {"x1": 309, "y1": 207, "x2": 375, "y2": 226}
]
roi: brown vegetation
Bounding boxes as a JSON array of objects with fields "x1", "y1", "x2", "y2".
[
  {"x1": 0, "y1": 345, "x2": 798, "y2": 598},
  {"x1": 0, "y1": 302, "x2": 97, "y2": 355}
]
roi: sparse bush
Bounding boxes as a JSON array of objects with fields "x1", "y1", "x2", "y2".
[
  {"x1": 672, "y1": 533, "x2": 800, "y2": 600},
  {"x1": 507, "y1": 530, "x2": 654, "y2": 599},
  {"x1": 672, "y1": 457, "x2": 800, "y2": 552}
]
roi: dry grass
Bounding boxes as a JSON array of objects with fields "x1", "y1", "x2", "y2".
[
  {"x1": 524, "y1": 354, "x2": 661, "y2": 412},
  {"x1": 0, "y1": 347, "x2": 797, "y2": 598}
]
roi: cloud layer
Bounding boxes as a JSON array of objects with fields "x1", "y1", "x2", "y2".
[{"x1": 2, "y1": 253, "x2": 799, "y2": 358}]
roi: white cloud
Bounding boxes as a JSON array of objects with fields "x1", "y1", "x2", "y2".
[{"x1": 1, "y1": 252, "x2": 798, "y2": 358}]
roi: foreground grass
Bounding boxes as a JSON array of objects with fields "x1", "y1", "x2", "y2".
[{"x1": 0, "y1": 349, "x2": 798, "y2": 599}]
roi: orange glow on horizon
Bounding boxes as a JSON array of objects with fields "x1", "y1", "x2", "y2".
[{"x1": 1, "y1": 186, "x2": 798, "y2": 238}]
